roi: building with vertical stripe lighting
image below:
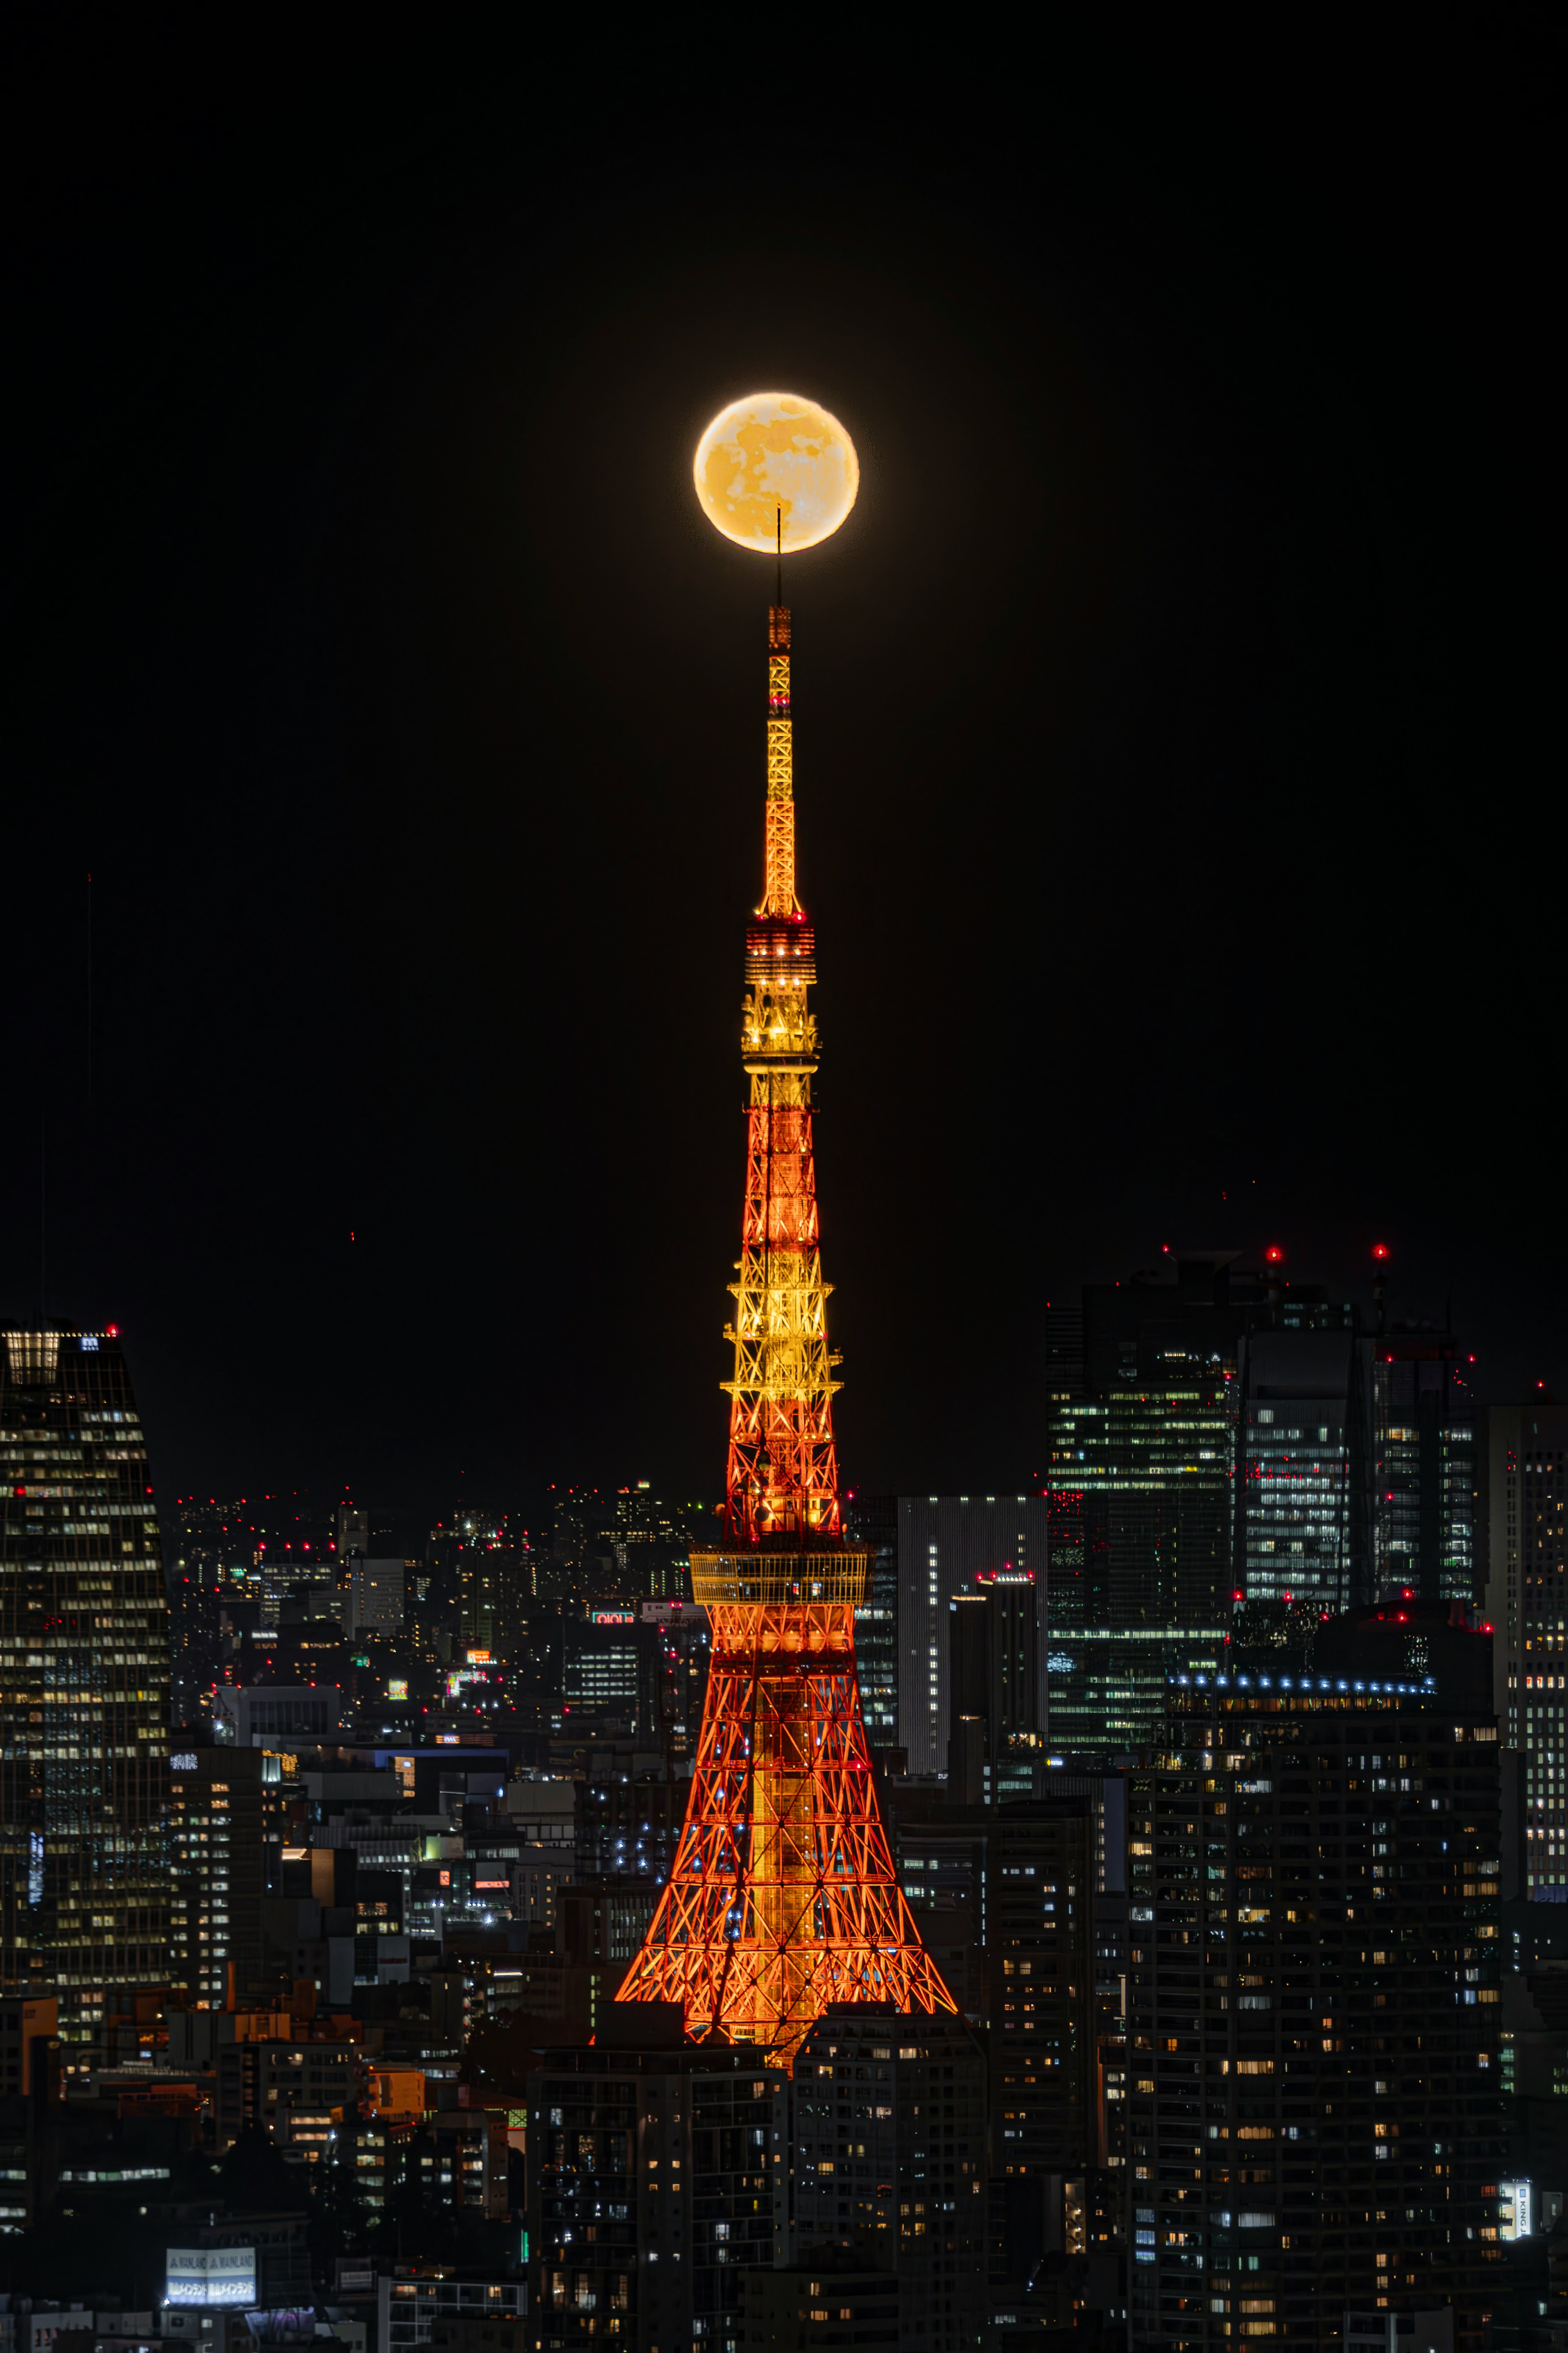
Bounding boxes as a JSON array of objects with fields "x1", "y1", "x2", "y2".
[{"x1": 0, "y1": 1324, "x2": 170, "y2": 2039}]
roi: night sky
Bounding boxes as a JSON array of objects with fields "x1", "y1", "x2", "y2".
[{"x1": 8, "y1": 65, "x2": 1557, "y2": 1535}]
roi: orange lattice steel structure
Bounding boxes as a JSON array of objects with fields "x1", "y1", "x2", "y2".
[{"x1": 616, "y1": 601, "x2": 955, "y2": 2062}]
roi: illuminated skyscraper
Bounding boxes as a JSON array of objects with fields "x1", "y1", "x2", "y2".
[
  {"x1": 616, "y1": 600, "x2": 952, "y2": 2060},
  {"x1": 1481, "y1": 1398, "x2": 1568, "y2": 1891},
  {"x1": 1371, "y1": 1325, "x2": 1477, "y2": 1602},
  {"x1": 0, "y1": 1324, "x2": 170, "y2": 2039}
]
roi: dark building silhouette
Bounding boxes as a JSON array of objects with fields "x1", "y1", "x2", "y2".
[
  {"x1": 0, "y1": 1323, "x2": 171, "y2": 2039},
  {"x1": 527, "y1": 2003, "x2": 782, "y2": 2353},
  {"x1": 1315, "y1": 1597, "x2": 1491, "y2": 1705},
  {"x1": 738, "y1": 2251, "x2": 901, "y2": 2348},
  {"x1": 947, "y1": 1568, "x2": 1044, "y2": 1802},
  {"x1": 789, "y1": 2003, "x2": 988, "y2": 2353}
]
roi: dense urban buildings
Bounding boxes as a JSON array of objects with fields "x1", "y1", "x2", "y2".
[
  {"x1": 3, "y1": 1288, "x2": 1549, "y2": 2351},
  {"x1": 0, "y1": 593, "x2": 1550, "y2": 2350},
  {"x1": 1128, "y1": 1667, "x2": 1502, "y2": 2346}
]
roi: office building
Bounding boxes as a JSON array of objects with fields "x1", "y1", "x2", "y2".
[
  {"x1": 1372, "y1": 1329, "x2": 1477, "y2": 1604},
  {"x1": 947, "y1": 1568, "x2": 1045, "y2": 1801},
  {"x1": 896, "y1": 1496, "x2": 1048, "y2": 1777},
  {"x1": 347, "y1": 1555, "x2": 405, "y2": 1635},
  {"x1": 562, "y1": 1615, "x2": 656, "y2": 1735},
  {"x1": 1046, "y1": 1255, "x2": 1287, "y2": 1752},
  {"x1": 1127, "y1": 1653, "x2": 1502, "y2": 2345},
  {"x1": 0, "y1": 1323, "x2": 171, "y2": 2039},
  {"x1": 788, "y1": 2003, "x2": 987, "y2": 2353},
  {"x1": 845, "y1": 1492, "x2": 899, "y2": 1749},
  {"x1": 378, "y1": 2273, "x2": 527, "y2": 2353},
  {"x1": 1051, "y1": 1376, "x2": 1236, "y2": 1630},
  {"x1": 1481, "y1": 1398, "x2": 1568, "y2": 1890},
  {"x1": 1047, "y1": 1256, "x2": 1396, "y2": 1749},
  {"x1": 170, "y1": 1744, "x2": 265, "y2": 2009},
  {"x1": 1237, "y1": 1327, "x2": 1370, "y2": 1614}
]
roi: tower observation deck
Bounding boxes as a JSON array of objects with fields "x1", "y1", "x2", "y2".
[{"x1": 616, "y1": 602, "x2": 955, "y2": 2061}]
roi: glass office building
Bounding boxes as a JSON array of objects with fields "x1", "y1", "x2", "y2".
[
  {"x1": 845, "y1": 1491, "x2": 899, "y2": 1749},
  {"x1": 1047, "y1": 1383, "x2": 1234, "y2": 1751},
  {"x1": 1372, "y1": 1330, "x2": 1477, "y2": 1603},
  {"x1": 1236, "y1": 1328, "x2": 1365, "y2": 1614},
  {"x1": 0, "y1": 1324, "x2": 171, "y2": 2038}
]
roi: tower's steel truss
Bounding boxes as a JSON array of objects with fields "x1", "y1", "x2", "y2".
[{"x1": 617, "y1": 602, "x2": 956, "y2": 2061}]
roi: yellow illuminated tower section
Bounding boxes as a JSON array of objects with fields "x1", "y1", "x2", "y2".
[{"x1": 617, "y1": 535, "x2": 955, "y2": 2061}]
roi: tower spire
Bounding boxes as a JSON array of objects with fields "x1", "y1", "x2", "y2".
[{"x1": 615, "y1": 588, "x2": 956, "y2": 2061}]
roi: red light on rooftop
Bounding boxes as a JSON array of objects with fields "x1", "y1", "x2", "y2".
[
  {"x1": 1481, "y1": 1622, "x2": 1494, "y2": 1634},
  {"x1": 1265, "y1": 1246, "x2": 1285, "y2": 1264},
  {"x1": 1232, "y1": 1590, "x2": 1244, "y2": 1602},
  {"x1": 105, "y1": 1324, "x2": 119, "y2": 1337},
  {"x1": 1372, "y1": 1243, "x2": 1390, "y2": 1260}
]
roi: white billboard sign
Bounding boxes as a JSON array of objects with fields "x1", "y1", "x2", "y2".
[{"x1": 165, "y1": 2247, "x2": 257, "y2": 2308}]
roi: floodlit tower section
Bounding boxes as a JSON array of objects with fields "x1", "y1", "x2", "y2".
[{"x1": 617, "y1": 604, "x2": 955, "y2": 2062}]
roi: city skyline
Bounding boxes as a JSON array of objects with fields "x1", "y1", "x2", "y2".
[{"x1": 1, "y1": 52, "x2": 1556, "y2": 2353}]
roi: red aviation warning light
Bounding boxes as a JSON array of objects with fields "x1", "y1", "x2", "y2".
[
  {"x1": 1264, "y1": 1246, "x2": 1285, "y2": 1265},
  {"x1": 615, "y1": 590, "x2": 953, "y2": 2063}
]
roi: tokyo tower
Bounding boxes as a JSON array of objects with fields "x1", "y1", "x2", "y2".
[{"x1": 615, "y1": 568, "x2": 956, "y2": 2062}]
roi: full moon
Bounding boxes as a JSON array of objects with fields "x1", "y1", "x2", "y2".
[{"x1": 694, "y1": 393, "x2": 859, "y2": 555}]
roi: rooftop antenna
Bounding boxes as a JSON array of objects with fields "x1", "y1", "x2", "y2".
[{"x1": 776, "y1": 506, "x2": 782, "y2": 607}]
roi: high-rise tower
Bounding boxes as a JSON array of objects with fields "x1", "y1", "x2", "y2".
[
  {"x1": 616, "y1": 600, "x2": 953, "y2": 2060},
  {"x1": 0, "y1": 1324, "x2": 171, "y2": 2038}
]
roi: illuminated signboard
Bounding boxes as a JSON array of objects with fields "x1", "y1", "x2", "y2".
[
  {"x1": 165, "y1": 2247, "x2": 256, "y2": 2308},
  {"x1": 465, "y1": 1648, "x2": 492, "y2": 1665},
  {"x1": 591, "y1": 1610, "x2": 635, "y2": 1625},
  {"x1": 170, "y1": 1752, "x2": 198, "y2": 1771},
  {"x1": 387, "y1": 1679, "x2": 408, "y2": 1700}
]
